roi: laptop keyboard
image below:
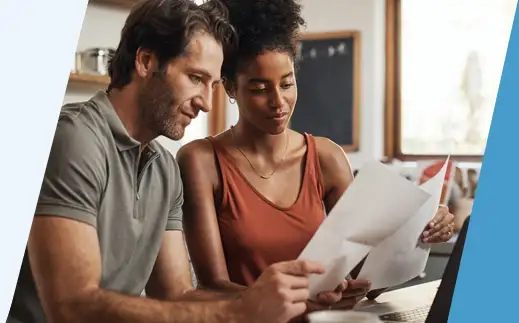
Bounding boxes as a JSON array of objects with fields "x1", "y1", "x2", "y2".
[{"x1": 379, "y1": 305, "x2": 431, "y2": 322}]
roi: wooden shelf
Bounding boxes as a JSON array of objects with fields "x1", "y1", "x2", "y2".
[
  {"x1": 89, "y1": 0, "x2": 139, "y2": 9},
  {"x1": 68, "y1": 73, "x2": 110, "y2": 88}
]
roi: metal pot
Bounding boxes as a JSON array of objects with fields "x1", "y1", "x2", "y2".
[{"x1": 81, "y1": 48, "x2": 115, "y2": 76}]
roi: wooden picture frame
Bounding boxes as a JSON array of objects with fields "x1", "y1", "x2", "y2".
[{"x1": 291, "y1": 30, "x2": 361, "y2": 152}]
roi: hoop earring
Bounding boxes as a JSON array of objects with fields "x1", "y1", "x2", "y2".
[{"x1": 228, "y1": 97, "x2": 236, "y2": 104}]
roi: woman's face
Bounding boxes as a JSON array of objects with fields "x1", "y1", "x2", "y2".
[{"x1": 230, "y1": 51, "x2": 297, "y2": 135}]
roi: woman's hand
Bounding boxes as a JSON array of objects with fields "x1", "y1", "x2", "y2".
[
  {"x1": 361, "y1": 206, "x2": 455, "y2": 303},
  {"x1": 422, "y1": 205, "x2": 455, "y2": 243}
]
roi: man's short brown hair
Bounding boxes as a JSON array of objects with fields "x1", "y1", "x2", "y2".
[{"x1": 107, "y1": 0, "x2": 236, "y2": 92}]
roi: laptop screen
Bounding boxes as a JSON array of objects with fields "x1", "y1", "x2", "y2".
[{"x1": 425, "y1": 216, "x2": 471, "y2": 323}]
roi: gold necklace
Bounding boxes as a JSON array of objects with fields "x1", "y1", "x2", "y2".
[{"x1": 230, "y1": 126, "x2": 289, "y2": 180}]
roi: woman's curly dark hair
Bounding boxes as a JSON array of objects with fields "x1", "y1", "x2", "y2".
[{"x1": 219, "y1": 0, "x2": 306, "y2": 82}]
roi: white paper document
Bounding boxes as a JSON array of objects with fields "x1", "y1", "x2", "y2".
[
  {"x1": 357, "y1": 157, "x2": 450, "y2": 290},
  {"x1": 298, "y1": 161, "x2": 432, "y2": 299}
]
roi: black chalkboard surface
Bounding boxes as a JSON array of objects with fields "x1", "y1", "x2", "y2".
[{"x1": 290, "y1": 31, "x2": 360, "y2": 152}]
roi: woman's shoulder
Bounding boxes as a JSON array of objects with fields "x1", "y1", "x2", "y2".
[
  {"x1": 287, "y1": 131, "x2": 345, "y2": 165},
  {"x1": 309, "y1": 135, "x2": 346, "y2": 161},
  {"x1": 177, "y1": 138, "x2": 213, "y2": 163},
  {"x1": 176, "y1": 131, "x2": 234, "y2": 172},
  {"x1": 308, "y1": 135, "x2": 352, "y2": 176}
]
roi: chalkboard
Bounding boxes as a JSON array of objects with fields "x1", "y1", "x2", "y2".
[{"x1": 290, "y1": 31, "x2": 360, "y2": 152}]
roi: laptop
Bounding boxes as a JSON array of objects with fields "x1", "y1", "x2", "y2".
[{"x1": 357, "y1": 216, "x2": 471, "y2": 323}]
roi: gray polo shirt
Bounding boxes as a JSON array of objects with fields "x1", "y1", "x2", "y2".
[{"x1": 8, "y1": 91, "x2": 184, "y2": 323}]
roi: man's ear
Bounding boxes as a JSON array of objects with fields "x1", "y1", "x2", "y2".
[{"x1": 135, "y1": 48, "x2": 157, "y2": 79}]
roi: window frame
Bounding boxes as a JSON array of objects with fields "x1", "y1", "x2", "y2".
[
  {"x1": 208, "y1": 84, "x2": 227, "y2": 136},
  {"x1": 384, "y1": 0, "x2": 484, "y2": 162}
]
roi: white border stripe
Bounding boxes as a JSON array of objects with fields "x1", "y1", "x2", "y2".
[{"x1": 0, "y1": 0, "x2": 89, "y2": 321}]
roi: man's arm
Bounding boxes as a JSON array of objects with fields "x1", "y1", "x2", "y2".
[
  {"x1": 29, "y1": 217, "x2": 237, "y2": 323},
  {"x1": 145, "y1": 231, "x2": 241, "y2": 301},
  {"x1": 31, "y1": 214, "x2": 321, "y2": 323}
]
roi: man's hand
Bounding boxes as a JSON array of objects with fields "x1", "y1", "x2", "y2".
[
  {"x1": 309, "y1": 279, "x2": 371, "y2": 311},
  {"x1": 236, "y1": 260, "x2": 325, "y2": 323},
  {"x1": 422, "y1": 205, "x2": 455, "y2": 243}
]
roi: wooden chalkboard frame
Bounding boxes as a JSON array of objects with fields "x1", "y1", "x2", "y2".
[{"x1": 293, "y1": 30, "x2": 361, "y2": 152}]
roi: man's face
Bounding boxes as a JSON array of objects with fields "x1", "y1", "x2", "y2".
[{"x1": 138, "y1": 32, "x2": 224, "y2": 141}]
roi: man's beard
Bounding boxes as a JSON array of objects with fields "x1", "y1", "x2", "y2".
[{"x1": 138, "y1": 72, "x2": 185, "y2": 141}]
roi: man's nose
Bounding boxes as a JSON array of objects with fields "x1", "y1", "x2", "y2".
[{"x1": 195, "y1": 86, "x2": 214, "y2": 113}]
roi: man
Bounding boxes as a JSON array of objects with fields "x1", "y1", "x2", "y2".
[{"x1": 7, "y1": 1, "x2": 326, "y2": 322}]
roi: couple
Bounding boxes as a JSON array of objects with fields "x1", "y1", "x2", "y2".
[{"x1": 8, "y1": 0, "x2": 455, "y2": 322}]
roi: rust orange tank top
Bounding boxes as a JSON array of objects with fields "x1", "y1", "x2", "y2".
[{"x1": 207, "y1": 133, "x2": 326, "y2": 286}]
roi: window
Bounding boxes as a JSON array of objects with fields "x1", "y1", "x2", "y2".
[{"x1": 385, "y1": 0, "x2": 517, "y2": 160}]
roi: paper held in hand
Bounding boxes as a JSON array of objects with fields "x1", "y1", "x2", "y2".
[
  {"x1": 357, "y1": 157, "x2": 451, "y2": 289},
  {"x1": 298, "y1": 158, "x2": 449, "y2": 299},
  {"x1": 299, "y1": 158, "x2": 447, "y2": 299}
]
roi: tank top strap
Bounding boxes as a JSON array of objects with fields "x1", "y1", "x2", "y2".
[
  {"x1": 302, "y1": 133, "x2": 326, "y2": 200},
  {"x1": 205, "y1": 136, "x2": 219, "y2": 153},
  {"x1": 205, "y1": 136, "x2": 230, "y2": 189},
  {"x1": 205, "y1": 136, "x2": 223, "y2": 161},
  {"x1": 205, "y1": 136, "x2": 242, "y2": 210},
  {"x1": 205, "y1": 136, "x2": 235, "y2": 171}
]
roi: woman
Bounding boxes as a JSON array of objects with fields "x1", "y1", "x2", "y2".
[{"x1": 177, "y1": 0, "x2": 455, "y2": 313}]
